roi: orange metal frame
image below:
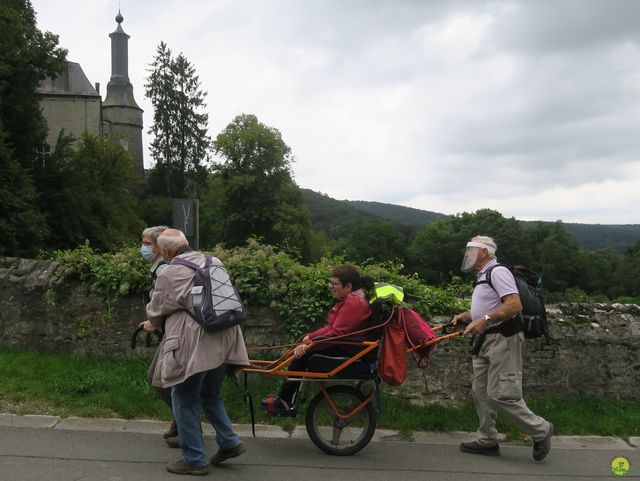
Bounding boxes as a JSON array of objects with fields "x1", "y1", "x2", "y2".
[
  {"x1": 318, "y1": 384, "x2": 373, "y2": 420},
  {"x1": 243, "y1": 326, "x2": 462, "y2": 378},
  {"x1": 243, "y1": 324, "x2": 462, "y2": 422},
  {"x1": 244, "y1": 339, "x2": 380, "y2": 378}
]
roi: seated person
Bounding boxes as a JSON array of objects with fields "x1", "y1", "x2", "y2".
[{"x1": 261, "y1": 265, "x2": 374, "y2": 416}]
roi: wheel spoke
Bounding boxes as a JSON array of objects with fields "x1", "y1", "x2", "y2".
[{"x1": 331, "y1": 421, "x2": 343, "y2": 445}]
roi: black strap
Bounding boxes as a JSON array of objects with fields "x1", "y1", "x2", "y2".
[
  {"x1": 243, "y1": 371, "x2": 256, "y2": 437},
  {"x1": 471, "y1": 317, "x2": 524, "y2": 356},
  {"x1": 151, "y1": 259, "x2": 168, "y2": 281},
  {"x1": 473, "y1": 263, "x2": 523, "y2": 339},
  {"x1": 473, "y1": 263, "x2": 509, "y2": 289}
]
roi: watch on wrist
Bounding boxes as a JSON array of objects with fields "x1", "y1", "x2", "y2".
[{"x1": 484, "y1": 314, "x2": 492, "y2": 324}]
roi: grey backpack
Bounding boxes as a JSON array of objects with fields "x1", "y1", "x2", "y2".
[{"x1": 172, "y1": 255, "x2": 246, "y2": 331}]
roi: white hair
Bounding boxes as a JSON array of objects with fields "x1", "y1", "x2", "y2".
[
  {"x1": 141, "y1": 225, "x2": 169, "y2": 244},
  {"x1": 157, "y1": 230, "x2": 189, "y2": 251},
  {"x1": 471, "y1": 235, "x2": 497, "y2": 259}
]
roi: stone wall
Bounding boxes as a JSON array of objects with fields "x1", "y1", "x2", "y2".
[
  {"x1": 400, "y1": 302, "x2": 640, "y2": 403},
  {"x1": 1, "y1": 257, "x2": 639, "y2": 402}
]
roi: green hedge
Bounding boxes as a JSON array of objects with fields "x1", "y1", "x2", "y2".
[{"x1": 49, "y1": 239, "x2": 469, "y2": 338}]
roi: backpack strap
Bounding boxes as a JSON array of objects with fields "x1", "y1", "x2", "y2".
[
  {"x1": 474, "y1": 263, "x2": 523, "y2": 337},
  {"x1": 473, "y1": 263, "x2": 509, "y2": 289},
  {"x1": 151, "y1": 259, "x2": 168, "y2": 282},
  {"x1": 171, "y1": 256, "x2": 198, "y2": 269}
]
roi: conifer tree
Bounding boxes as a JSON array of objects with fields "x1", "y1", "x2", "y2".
[{"x1": 145, "y1": 42, "x2": 210, "y2": 198}]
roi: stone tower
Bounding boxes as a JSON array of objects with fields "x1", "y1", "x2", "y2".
[{"x1": 102, "y1": 10, "x2": 144, "y2": 176}]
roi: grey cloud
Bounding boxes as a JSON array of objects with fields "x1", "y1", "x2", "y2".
[{"x1": 490, "y1": 0, "x2": 640, "y2": 54}]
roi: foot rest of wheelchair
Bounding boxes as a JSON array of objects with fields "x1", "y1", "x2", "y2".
[{"x1": 307, "y1": 354, "x2": 375, "y2": 379}]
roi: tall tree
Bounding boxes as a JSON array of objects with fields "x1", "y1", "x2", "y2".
[
  {"x1": 535, "y1": 222, "x2": 582, "y2": 292},
  {"x1": 612, "y1": 241, "x2": 640, "y2": 298},
  {"x1": 0, "y1": 0, "x2": 65, "y2": 255},
  {"x1": 580, "y1": 248, "x2": 621, "y2": 297},
  {"x1": 408, "y1": 218, "x2": 461, "y2": 284},
  {"x1": 145, "y1": 42, "x2": 210, "y2": 198},
  {"x1": 210, "y1": 114, "x2": 313, "y2": 259},
  {"x1": 34, "y1": 133, "x2": 144, "y2": 251},
  {"x1": 0, "y1": 120, "x2": 47, "y2": 256},
  {"x1": 0, "y1": 0, "x2": 66, "y2": 167},
  {"x1": 407, "y1": 209, "x2": 531, "y2": 284}
]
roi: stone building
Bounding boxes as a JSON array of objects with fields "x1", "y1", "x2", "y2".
[{"x1": 36, "y1": 10, "x2": 143, "y2": 176}]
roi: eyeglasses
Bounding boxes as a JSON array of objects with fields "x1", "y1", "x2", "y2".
[{"x1": 329, "y1": 280, "x2": 342, "y2": 287}]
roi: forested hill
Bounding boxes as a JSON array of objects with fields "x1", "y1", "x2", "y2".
[
  {"x1": 534, "y1": 222, "x2": 640, "y2": 252},
  {"x1": 346, "y1": 200, "x2": 449, "y2": 225},
  {"x1": 302, "y1": 189, "x2": 640, "y2": 252},
  {"x1": 302, "y1": 189, "x2": 377, "y2": 239}
]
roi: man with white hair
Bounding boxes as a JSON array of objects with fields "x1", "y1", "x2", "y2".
[
  {"x1": 147, "y1": 229, "x2": 250, "y2": 475},
  {"x1": 452, "y1": 235, "x2": 554, "y2": 462}
]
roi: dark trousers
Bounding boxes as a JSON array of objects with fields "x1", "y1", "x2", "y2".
[{"x1": 279, "y1": 346, "x2": 351, "y2": 404}]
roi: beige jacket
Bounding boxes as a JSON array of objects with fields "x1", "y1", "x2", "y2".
[{"x1": 147, "y1": 250, "x2": 250, "y2": 388}]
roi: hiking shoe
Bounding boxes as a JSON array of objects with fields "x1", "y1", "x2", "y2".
[
  {"x1": 165, "y1": 436, "x2": 180, "y2": 448},
  {"x1": 460, "y1": 441, "x2": 501, "y2": 456},
  {"x1": 533, "y1": 422, "x2": 554, "y2": 461},
  {"x1": 166, "y1": 459, "x2": 209, "y2": 476},
  {"x1": 164, "y1": 419, "x2": 178, "y2": 439},
  {"x1": 260, "y1": 394, "x2": 296, "y2": 417},
  {"x1": 210, "y1": 441, "x2": 246, "y2": 465}
]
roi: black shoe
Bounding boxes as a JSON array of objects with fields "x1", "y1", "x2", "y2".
[
  {"x1": 210, "y1": 441, "x2": 246, "y2": 465},
  {"x1": 533, "y1": 422, "x2": 554, "y2": 461},
  {"x1": 460, "y1": 441, "x2": 501, "y2": 456}
]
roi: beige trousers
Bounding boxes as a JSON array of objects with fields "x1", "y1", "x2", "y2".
[{"x1": 471, "y1": 332, "x2": 551, "y2": 446}]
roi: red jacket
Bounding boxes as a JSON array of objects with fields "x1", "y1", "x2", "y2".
[{"x1": 307, "y1": 289, "x2": 371, "y2": 341}]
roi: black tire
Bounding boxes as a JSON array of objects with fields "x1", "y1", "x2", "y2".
[{"x1": 305, "y1": 385, "x2": 376, "y2": 456}]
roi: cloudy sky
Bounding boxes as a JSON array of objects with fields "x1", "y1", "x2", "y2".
[{"x1": 31, "y1": 0, "x2": 640, "y2": 225}]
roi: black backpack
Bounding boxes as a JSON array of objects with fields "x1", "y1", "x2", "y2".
[
  {"x1": 484, "y1": 264, "x2": 549, "y2": 341},
  {"x1": 172, "y1": 255, "x2": 247, "y2": 331}
]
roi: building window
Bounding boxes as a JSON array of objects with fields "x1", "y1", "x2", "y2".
[{"x1": 119, "y1": 138, "x2": 129, "y2": 150}]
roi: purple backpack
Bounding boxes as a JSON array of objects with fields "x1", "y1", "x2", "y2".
[{"x1": 171, "y1": 255, "x2": 246, "y2": 331}]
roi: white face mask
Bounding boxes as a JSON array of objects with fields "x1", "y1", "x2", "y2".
[{"x1": 140, "y1": 244, "x2": 156, "y2": 262}]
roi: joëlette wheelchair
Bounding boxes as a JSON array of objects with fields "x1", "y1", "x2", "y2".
[{"x1": 242, "y1": 301, "x2": 462, "y2": 456}]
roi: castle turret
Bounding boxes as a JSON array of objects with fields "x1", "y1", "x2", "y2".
[{"x1": 103, "y1": 10, "x2": 144, "y2": 176}]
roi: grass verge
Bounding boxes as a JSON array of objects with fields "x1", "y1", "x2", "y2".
[{"x1": 1, "y1": 349, "x2": 638, "y2": 438}]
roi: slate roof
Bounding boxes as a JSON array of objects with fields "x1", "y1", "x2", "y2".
[{"x1": 37, "y1": 61, "x2": 100, "y2": 97}]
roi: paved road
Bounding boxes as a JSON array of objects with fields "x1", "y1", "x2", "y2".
[{"x1": 0, "y1": 415, "x2": 638, "y2": 481}]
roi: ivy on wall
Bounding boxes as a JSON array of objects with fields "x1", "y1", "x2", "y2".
[{"x1": 47, "y1": 239, "x2": 469, "y2": 338}]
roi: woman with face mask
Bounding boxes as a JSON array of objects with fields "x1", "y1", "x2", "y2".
[
  {"x1": 140, "y1": 225, "x2": 170, "y2": 287},
  {"x1": 138, "y1": 226, "x2": 181, "y2": 446}
]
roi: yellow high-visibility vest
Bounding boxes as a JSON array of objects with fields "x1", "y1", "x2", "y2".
[{"x1": 369, "y1": 282, "x2": 404, "y2": 305}]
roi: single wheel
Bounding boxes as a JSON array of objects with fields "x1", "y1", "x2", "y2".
[{"x1": 305, "y1": 385, "x2": 376, "y2": 456}]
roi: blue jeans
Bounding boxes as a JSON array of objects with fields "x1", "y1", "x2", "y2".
[{"x1": 171, "y1": 364, "x2": 240, "y2": 466}]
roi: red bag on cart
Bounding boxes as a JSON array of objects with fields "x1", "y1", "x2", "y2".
[
  {"x1": 399, "y1": 307, "x2": 437, "y2": 368},
  {"x1": 378, "y1": 316, "x2": 408, "y2": 386}
]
